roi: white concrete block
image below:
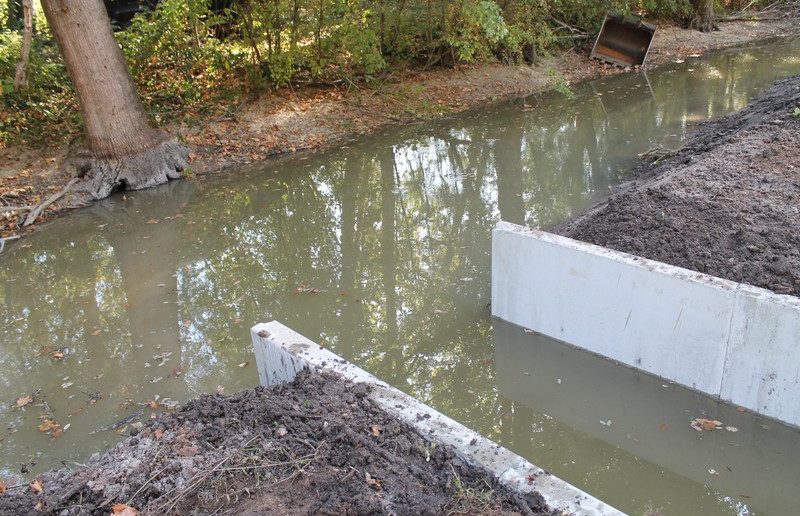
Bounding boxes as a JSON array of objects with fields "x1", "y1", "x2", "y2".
[
  {"x1": 722, "y1": 285, "x2": 800, "y2": 425},
  {"x1": 251, "y1": 321, "x2": 623, "y2": 516},
  {"x1": 492, "y1": 221, "x2": 734, "y2": 394},
  {"x1": 492, "y1": 221, "x2": 800, "y2": 428}
]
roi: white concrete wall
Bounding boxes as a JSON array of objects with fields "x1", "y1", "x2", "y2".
[
  {"x1": 492, "y1": 221, "x2": 800, "y2": 427},
  {"x1": 251, "y1": 321, "x2": 624, "y2": 516}
]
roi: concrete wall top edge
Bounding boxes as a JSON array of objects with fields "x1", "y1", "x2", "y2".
[
  {"x1": 251, "y1": 321, "x2": 624, "y2": 516},
  {"x1": 494, "y1": 221, "x2": 799, "y2": 304}
]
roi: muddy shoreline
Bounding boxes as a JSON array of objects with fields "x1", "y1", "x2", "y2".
[
  {"x1": 555, "y1": 74, "x2": 800, "y2": 297},
  {"x1": 0, "y1": 371, "x2": 553, "y2": 515},
  {"x1": 1, "y1": 18, "x2": 796, "y2": 240}
]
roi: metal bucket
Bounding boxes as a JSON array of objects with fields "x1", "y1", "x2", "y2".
[{"x1": 590, "y1": 13, "x2": 657, "y2": 67}]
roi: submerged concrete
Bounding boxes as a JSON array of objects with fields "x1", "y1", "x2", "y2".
[
  {"x1": 491, "y1": 221, "x2": 800, "y2": 427},
  {"x1": 251, "y1": 321, "x2": 624, "y2": 516},
  {"x1": 493, "y1": 318, "x2": 800, "y2": 515}
]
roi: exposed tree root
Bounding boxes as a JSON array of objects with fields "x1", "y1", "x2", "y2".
[
  {"x1": 22, "y1": 177, "x2": 78, "y2": 227},
  {"x1": 689, "y1": 16, "x2": 719, "y2": 32},
  {"x1": 69, "y1": 136, "x2": 189, "y2": 200}
]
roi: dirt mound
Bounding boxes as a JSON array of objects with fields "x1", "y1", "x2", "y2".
[
  {"x1": 556, "y1": 75, "x2": 800, "y2": 296},
  {"x1": 0, "y1": 371, "x2": 552, "y2": 515}
]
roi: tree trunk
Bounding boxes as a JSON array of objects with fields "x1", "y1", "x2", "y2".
[
  {"x1": 12, "y1": 0, "x2": 31, "y2": 91},
  {"x1": 40, "y1": 0, "x2": 188, "y2": 200},
  {"x1": 690, "y1": 0, "x2": 717, "y2": 32}
]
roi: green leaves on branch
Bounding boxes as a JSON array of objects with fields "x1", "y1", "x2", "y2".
[{"x1": 0, "y1": 0, "x2": 710, "y2": 144}]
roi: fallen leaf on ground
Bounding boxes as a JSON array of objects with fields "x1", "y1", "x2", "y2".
[
  {"x1": 276, "y1": 426, "x2": 288, "y2": 437},
  {"x1": 365, "y1": 472, "x2": 382, "y2": 491},
  {"x1": 29, "y1": 479, "x2": 43, "y2": 494},
  {"x1": 15, "y1": 394, "x2": 33, "y2": 407},
  {"x1": 0, "y1": 480, "x2": 6, "y2": 495},
  {"x1": 111, "y1": 503, "x2": 139, "y2": 515},
  {"x1": 153, "y1": 428, "x2": 165, "y2": 440},
  {"x1": 690, "y1": 418, "x2": 722, "y2": 431},
  {"x1": 370, "y1": 424, "x2": 382, "y2": 437}
]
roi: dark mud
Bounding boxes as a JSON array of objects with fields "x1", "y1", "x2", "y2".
[
  {"x1": 0, "y1": 371, "x2": 552, "y2": 515},
  {"x1": 556, "y1": 75, "x2": 800, "y2": 296}
]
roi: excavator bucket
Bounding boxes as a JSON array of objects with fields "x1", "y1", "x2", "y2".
[{"x1": 590, "y1": 13, "x2": 657, "y2": 67}]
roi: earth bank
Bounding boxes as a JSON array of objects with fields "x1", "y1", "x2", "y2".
[
  {"x1": 0, "y1": 371, "x2": 554, "y2": 515},
  {"x1": 555, "y1": 74, "x2": 800, "y2": 297},
  {"x1": 0, "y1": 18, "x2": 796, "y2": 240}
]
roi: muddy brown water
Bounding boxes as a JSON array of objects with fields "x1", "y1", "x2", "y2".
[{"x1": 3, "y1": 37, "x2": 800, "y2": 515}]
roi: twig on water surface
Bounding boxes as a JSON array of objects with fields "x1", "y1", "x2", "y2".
[{"x1": 0, "y1": 235, "x2": 20, "y2": 253}]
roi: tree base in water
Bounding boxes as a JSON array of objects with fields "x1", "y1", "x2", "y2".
[{"x1": 70, "y1": 136, "x2": 189, "y2": 200}]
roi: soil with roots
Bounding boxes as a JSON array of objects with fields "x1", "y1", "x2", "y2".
[
  {"x1": 0, "y1": 371, "x2": 553, "y2": 515},
  {"x1": 556, "y1": 74, "x2": 800, "y2": 297}
]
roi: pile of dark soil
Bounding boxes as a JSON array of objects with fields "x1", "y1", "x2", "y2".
[
  {"x1": 0, "y1": 371, "x2": 552, "y2": 515},
  {"x1": 556, "y1": 75, "x2": 800, "y2": 296}
]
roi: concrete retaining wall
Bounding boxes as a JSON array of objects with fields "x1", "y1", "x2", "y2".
[
  {"x1": 491, "y1": 221, "x2": 800, "y2": 427},
  {"x1": 251, "y1": 321, "x2": 623, "y2": 516}
]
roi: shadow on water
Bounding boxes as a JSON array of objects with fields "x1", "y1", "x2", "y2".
[{"x1": 2, "y1": 36, "x2": 800, "y2": 515}]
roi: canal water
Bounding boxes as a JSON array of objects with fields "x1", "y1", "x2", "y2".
[{"x1": 2, "y1": 37, "x2": 800, "y2": 515}]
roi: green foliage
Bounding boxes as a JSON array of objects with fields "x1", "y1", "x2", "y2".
[
  {"x1": 446, "y1": 1, "x2": 509, "y2": 62},
  {"x1": 0, "y1": 0, "x2": 745, "y2": 145},
  {"x1": 116, "y1": 0, "x2": 244, "y2": 121},
  {"x1": 793, "y1": 106, "x2": 800, "y2": 118},
  {"x1": 0, "y1": 3, "x2": 77, "y2": 144}
]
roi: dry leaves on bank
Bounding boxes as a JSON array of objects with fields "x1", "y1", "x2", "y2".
[
  {"x1": 29, "y1": 479, "x2": 43, "y2": 494},
  {"x1": 364, "y1": 472, "x2": 382, "y2": 491},
  {"x1": 111, "y1": 503, "x2": 139, "y2": 515}
]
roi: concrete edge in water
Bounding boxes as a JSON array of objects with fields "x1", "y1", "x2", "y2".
[
  {"x1": 251, "y1": 321, "x2": 624, "y2": 516},
  {"x1": 491, "y1": 221, "x2": 800, "y2": 428}
]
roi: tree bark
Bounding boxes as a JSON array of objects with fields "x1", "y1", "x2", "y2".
[
  {"x1": 40, "y1": 0, "x2": 188, "y2": 200},
  {"x1": 12, "y1": 0, "x2": 31, "y2": 91},
  {"x1": 690, "y1": 0, "x2": 717, "y2": 32}
]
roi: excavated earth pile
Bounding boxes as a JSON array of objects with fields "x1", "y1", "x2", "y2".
[
  {"x1": 0, "y1": 371, "x2": 553, "y2": 515},
  {"x1": 556, "y1": 75, "x2": 800, "y2": 297}
]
